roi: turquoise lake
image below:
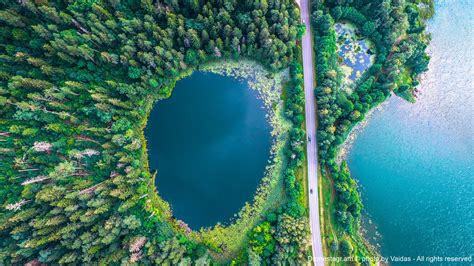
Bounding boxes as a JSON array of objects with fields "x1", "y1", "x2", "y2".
[
  {"x1": 347, "y1": 0, "x2": 473, "y2": 261},
  {"x1": 145, "y1": 72, "x2": 271, "y2": 229}
]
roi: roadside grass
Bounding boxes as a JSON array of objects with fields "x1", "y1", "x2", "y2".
[
  {"x1": 321, "y1": 167, "x2": 379, "y2": 265},
  {"x1": 292, "y1": 45, "x2": 312, "y2": 255},
  {"x1": 299, "y1": 138, "x2": 309, "y2": 210},
  {"x1": 320, "y1": 168, "x2": 343, "y2": 265}
]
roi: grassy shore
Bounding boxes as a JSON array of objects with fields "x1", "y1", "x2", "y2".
[{"x1": 142, "y1": 60, "x2": 295, "y2": 261}]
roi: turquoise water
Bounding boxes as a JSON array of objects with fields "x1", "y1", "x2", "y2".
[
  {"x1": 347, "y1": 0, "x2": 474, "y2": 261},
  {"x1": 145, "y1": 72, "x2": 271, "y2": 229}
]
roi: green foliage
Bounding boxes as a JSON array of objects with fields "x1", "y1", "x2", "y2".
[
  {"x1": 0, "y1": 0, "x2": 303, "y2": 264},
  {"x1": 313, "y1": 0, "x2": 431, "y2": 173},
  {"x1": 127, "y1": 66, "x2": 143, "y2": 80},
  {"x1": 273, "y1": 214, "x2": 310, "y2": 263},
  {"x1": 249, "y1": 221, "x2": 276, "y2": 259},
  {"x1": 334, "y1": 162, "x2": 362, "y2": 232},
  {"x1": 245, "y1": 46, "x2": 309, "y2": 266},
  {"x1": 330, "y1": 239, "x2": 339, "y2": 252},
  {"x1": 340, "y1": 239, "x2": 353, "y2": 257},
  {"x1": 282, "y1": 53, "x2": 307, "y2": 220},
  {"x1": 248, "y1": 214, "x2": 310, "y2": 265},
  {"x1": 312, "y1": 0, "x2": 431, "y2": 262}
]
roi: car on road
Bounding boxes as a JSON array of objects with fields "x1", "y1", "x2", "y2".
[
  {"x1": 308, "y1": 136, "x2": 311, "y2": 142},
  {"x1": 310, "y1": 189, "x2": 313, "y2": 194}
]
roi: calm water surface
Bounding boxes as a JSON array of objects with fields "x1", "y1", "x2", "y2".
[
  {"x1": 145, "y1": 72, "x2": 271, "y2": 230},
  {"x1": 347, "y1": 0, "x2": 474, "y2": 261}
]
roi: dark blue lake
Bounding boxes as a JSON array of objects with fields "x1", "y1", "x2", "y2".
[{"x1": 145, "y1": 72, "x2": 271, "y2": 229}]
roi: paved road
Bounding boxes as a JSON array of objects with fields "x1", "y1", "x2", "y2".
[{"x1": 300, "y1": 0, "x2": 325, "y2": 265}]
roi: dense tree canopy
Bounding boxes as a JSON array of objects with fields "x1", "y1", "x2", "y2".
[
  {"x1": 0, "y1": 0, "x2": 307, "y2": 264},
  {"x1": 313, "y1": 0, "x2": 431, "y2": 166},
  {"x1": 0, "y1": 0, "x2": 433, "y2": 263},
  {"x1": 311, "y1": 0, "x2": 431, "y2": 261}
]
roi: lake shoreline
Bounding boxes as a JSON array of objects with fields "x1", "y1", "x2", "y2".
[
  {"x1": 336, "y1": 100, "x2": 387, "y2": 164},
  {"x1": 145, "y1": 59, "x2": 294, "y2": 259},
  {"x1": 345, "y1": 0, "x2": 474, "y2": 258}
]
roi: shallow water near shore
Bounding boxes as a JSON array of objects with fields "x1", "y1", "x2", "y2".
[
  {"x1": 145, "y1": 72, "x2": 271, "y2": 229},
  {"x1": 347, "y1": 0, "x2": 474, "y2": 261}
]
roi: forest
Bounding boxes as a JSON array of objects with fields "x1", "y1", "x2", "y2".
[
  {"x1": 0, "y1": 0, "x2": 309, "y2": 264},
  {"x1": 0, "y1": 0, "x2": 435, "y2": 264},
  {"x1": 311, "y1": 0, "x2": 432, "y2": 262}
]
